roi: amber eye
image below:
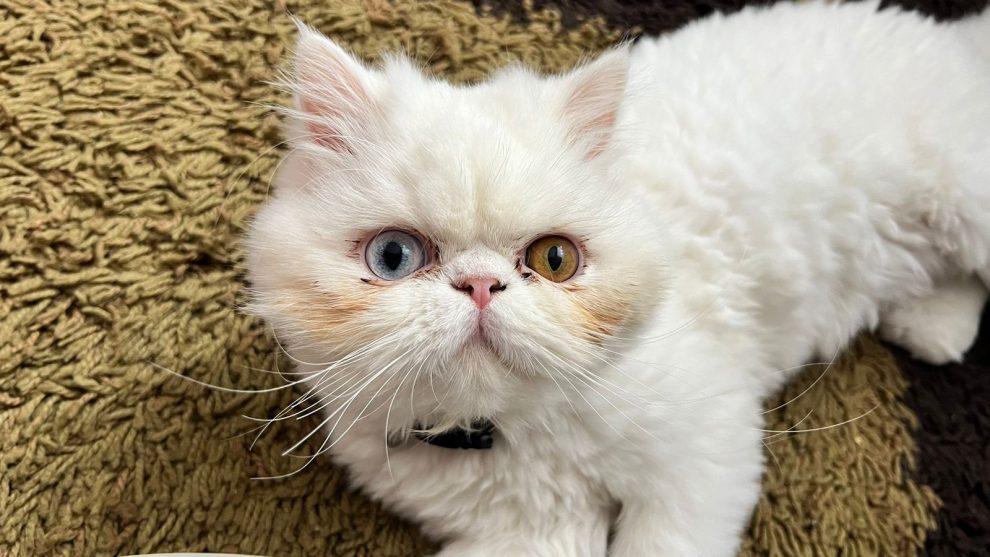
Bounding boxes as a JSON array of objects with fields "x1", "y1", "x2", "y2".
[{"x1": 524, "y1": 235, "x2": 581, "y2": 282}]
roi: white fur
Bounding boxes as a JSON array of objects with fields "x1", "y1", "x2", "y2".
[{"x1": 246, "y1": 3, "x2": 990, "y2": 555}]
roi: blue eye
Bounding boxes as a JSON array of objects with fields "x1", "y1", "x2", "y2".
[{"x1": 365, "y1": 230, "x2": 427, "y2": 280}]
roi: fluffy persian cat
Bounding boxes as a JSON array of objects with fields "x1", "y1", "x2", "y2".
[{"x1": 246, "y1": 1, "x2": 990, "y2": 555}]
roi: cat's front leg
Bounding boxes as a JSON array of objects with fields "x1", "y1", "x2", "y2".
[
  {"x1": 607, "y1": 406, "x2": 765, "y2": 557},
  {"x1": 433, "y1": 513, "x2": 611, "y2": 557},
  {"x1": 434, "y1": 535, "x2": 605, "y2": 557}
]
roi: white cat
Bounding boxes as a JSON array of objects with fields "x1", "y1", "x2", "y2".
[{"x1": 245, "y1": 2, "x2": 990, "y2": 555}]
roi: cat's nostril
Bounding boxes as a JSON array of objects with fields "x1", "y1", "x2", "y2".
[{"x1": 453, "y1": 277, "x2": 505, "y2": 310}]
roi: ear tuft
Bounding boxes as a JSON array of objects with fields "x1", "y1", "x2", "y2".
[
  {"x1": 561, "y1": 47, "x2": 630, "y2": 159},
  {"x1": 290, "y1": 21, "x2": 377, "y2": 154}
]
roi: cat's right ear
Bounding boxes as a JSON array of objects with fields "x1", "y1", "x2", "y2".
[
  {"x1": 557, "y1": 47, "x2": 629, "y2": 159},
  {"x1": 289, "y1": 21, "x2": 378, "y2": 155}
]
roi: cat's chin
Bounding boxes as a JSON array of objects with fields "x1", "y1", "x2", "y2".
[
  {"x1": 463, "y1": 329, "x2": 498, "y2": 355},
  {"x1": 422, "y1": 340, "x2": 525, "y2": 421},
  {"x1": 456, "y1": 338, "x2": 510, "y2": 375}
]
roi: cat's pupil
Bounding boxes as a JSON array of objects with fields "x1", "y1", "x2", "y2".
[
  {"x1": 547, "y1": 245, "x2": 564, "y2": 272},
  {"x1": 382, "y1": 241, "x2": 404, "y2": 271}
]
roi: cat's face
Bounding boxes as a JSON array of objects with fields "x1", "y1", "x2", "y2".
[{"x1": 246, "y1": 26, "x2": 666, "y2": 423}]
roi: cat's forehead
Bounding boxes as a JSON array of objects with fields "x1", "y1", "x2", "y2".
[{"x1": 383, "y1": 102, "x2": 604, "y2": 247}]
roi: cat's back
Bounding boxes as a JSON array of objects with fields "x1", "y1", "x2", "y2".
[
  {"x1": 622, "y1": 0, "x2": 990, "y2": 186},
  {"x1": 619, "y1": 0, "x2": 990, "y2": 373},
  {"x1": 627, "y1": 0, "x2": 989, "y2": 105},
  {"x1": 619, "y1": 0, "x2": 990, "y2": 246}
]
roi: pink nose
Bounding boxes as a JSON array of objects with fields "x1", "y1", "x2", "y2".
[{"x1": 453, "y1": 277, "x2": 505, "y2": 310}]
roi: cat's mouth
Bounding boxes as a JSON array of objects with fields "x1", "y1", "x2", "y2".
[
  {"x1": 453, "y1": 321, "x2": 521, "y2": 375},
  {"x1": 470, "y1": 325, "x2": 494, "y2": 347},
  {"x1": 464, "y1": 316, "x2": 497, "y2": 350}
]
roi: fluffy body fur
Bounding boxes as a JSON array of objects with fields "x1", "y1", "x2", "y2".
[{"x1": 246, "y1": 2, "x2": 990, "y2": 555}]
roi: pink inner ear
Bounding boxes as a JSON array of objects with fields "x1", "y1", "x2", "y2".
[
  {"x1": 562, "y1": 50, "x2": 627, "y2": 159},
  {"x1": 302, "y1": 99, "x2": 353, "y2": 154},
  {"x1": 565, "y1": 99, "x2": 618, "y2": 160},
  {"x1": 296, "y1": 43, "x2": 373, "y2": 155},
  {"x1": 577, "y1": 110, "x2": 617, "y2": 159}
]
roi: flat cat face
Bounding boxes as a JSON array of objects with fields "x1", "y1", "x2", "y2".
[{"x1": 246, "y1": 25, "x2": 666, "y2": 422}]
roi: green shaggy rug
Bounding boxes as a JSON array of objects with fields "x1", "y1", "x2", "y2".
[{"x1": 1, "y1": 0, "x2": 987, "y2": 555}]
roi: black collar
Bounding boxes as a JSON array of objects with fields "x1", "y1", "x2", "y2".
[{"x1": 414, "y1": 419, "x2": 495, "y2": 450}]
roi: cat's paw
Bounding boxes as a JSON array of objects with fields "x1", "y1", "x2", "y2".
[{"x1": 879, "y1": 275, "x2": 987, "y2": 365}]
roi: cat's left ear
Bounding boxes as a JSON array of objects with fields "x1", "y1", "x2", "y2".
[
  {"x1": 558, "y1": 47, "x2": 630, "y2": 159},
  {"x1": 289, "y1": 20, "x2": 380, "y2": 155}
]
